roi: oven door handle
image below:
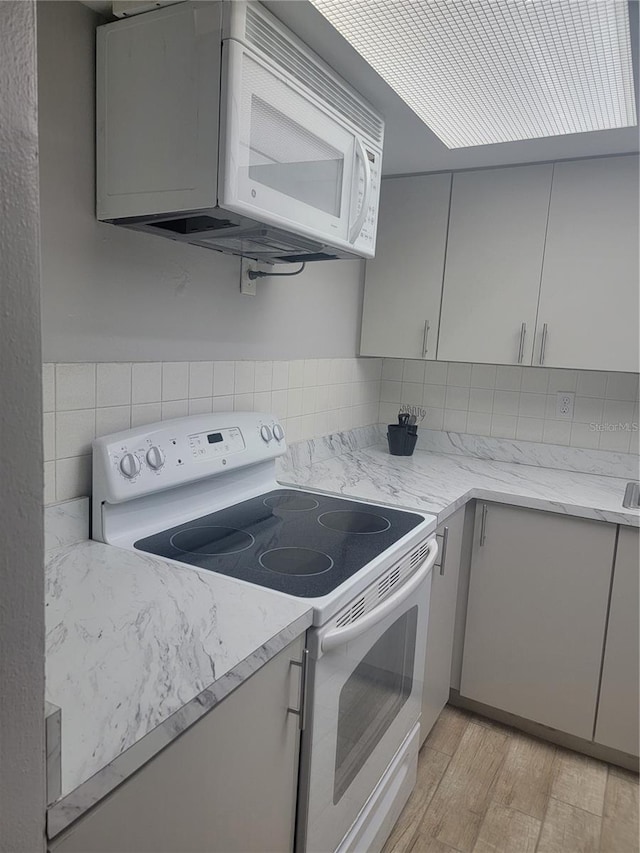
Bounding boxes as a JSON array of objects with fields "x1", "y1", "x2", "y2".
[{"x1": 321, "y1": 538, "x2": 438, "y2": 653}]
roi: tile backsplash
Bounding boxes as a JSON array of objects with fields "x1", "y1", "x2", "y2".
[
  {"x1": 379, "y1": 359, "x2": 639, "y2": 455},
  {"x1": 43, "y1": 356, "x2": 639, "y2": 505},
  {"x1": 43, "y1": 359, "x2": 381, "y2": 504}
]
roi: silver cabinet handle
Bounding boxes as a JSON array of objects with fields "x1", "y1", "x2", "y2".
[
  {"x1": 479, "y1": 504, "x2": 488, "y2": 547},
  {"x1": 288, "y1": 648, "x2": 309, "y2": 731},
  {"x1": 517, "y1": 323, "x2": 526, "y2": 364},
  {"x1": 436, "y1": 526, "x2": 449, "y2": 575},
  {"x1": 539, "y1": 323, "x2": 548, "y2": 366},
  {"x1": 422, "y1": 320, "x2": 431, "y2": 358}
]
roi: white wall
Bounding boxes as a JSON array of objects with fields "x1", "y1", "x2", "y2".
[
  {"x1": 0, "y1": 2, "x2": 46, "y2": 850},
  {"x1": 37, "y1": 1, "x2": 365, "y2": 365}
]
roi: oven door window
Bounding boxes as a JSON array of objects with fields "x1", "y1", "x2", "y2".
[{"x1": 334, "y1": 606, "x2": 418, "y2": 804}]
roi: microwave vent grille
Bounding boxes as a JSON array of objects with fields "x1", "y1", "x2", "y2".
[
  {"x1": 245, "y1": 7, "x2": 383, "y2": 146},
  {"x1": 330, "y1": 541, "x2": 427, "y2": 630}
]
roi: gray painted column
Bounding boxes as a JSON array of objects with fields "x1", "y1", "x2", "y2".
[{"x1": 0, "y1": 2, "x2": 46, "y2": 851}]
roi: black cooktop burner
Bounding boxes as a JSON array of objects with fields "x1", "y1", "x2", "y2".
[
  {"x1": 134, "y1": 489, "x2": 424, "y2": 597},
  {"x1": 169, "y1": 526, "x2": 254, "y2": 557},
  {"x1": 263, "y1": 491, "x2": 319, "y2": 512},
  {"x1": 259, "y1": 547, "x2": 334, "y2": 576},
  {"x1": 318, "y1": 510, "x2": 391, "y2": 534}
]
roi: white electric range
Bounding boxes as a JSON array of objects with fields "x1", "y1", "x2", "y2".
[{"x1": 92, "y1": 412, "x2": 438, "y2": 853}]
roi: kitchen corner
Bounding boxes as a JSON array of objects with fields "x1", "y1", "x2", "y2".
[
  {"x1": 44, "y1": 421, "x2": 639, "y2": 837},
  {"x1": 3, "y1": 0, "x2": 639, "y2": 850}
]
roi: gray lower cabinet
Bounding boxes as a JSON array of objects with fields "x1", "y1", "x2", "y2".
[
  {"x1": 421, "y1": 507, "x2": 465, "y2": 744},
  {"x1": 49, "y1": 634, "x2": 306, "y2": 853},
  {"x1": 595, "y1": 527, "x2": 640, "y2": 757},
  {"x1": 460, "y1": 504, "x2": 616, "y2": 740}
]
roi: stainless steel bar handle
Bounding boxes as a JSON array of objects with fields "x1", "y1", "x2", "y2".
[
  {"x1": 539, "y1": 323, "x2": 548, "y2": 366},
  {"x1": 479, "y1": 504, "x2": 488, "y2": 546},
  {"x1": 288, "y1": 648, "x2": 309, "y2": 731},
  {"x1": 437, "y1": 526, "x2": 449, "y2": 576},
  {"x1": 422, "y1": 320, "x2": 431, "y2": 358},
  {"x1": 517, "y1": 323, "x2": 526, "y2": 364}
]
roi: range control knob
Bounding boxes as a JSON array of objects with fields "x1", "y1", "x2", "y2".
[
  {"x1": 119, "y1": 452, "x2": 141, "y2": 480},
  {"x1": 260, "y1": 424, "x2": 273, "y2": 443},
  {"x1": 146, "y1": 446, "x2": 165, "y2": 471},
  {"x1": 272, "y1": 423, "x2": 285, "y2": 442}
]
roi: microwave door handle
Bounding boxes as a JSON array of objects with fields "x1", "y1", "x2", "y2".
[
  {"x1": 320, "y1": 538, "x2": 438, "y2": 654},
  {"x1": 348, "y1": 137, "x2": 372, "y2": 244}
]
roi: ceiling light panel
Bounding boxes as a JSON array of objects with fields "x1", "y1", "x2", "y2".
[{"x1": 310, "y1": 0, "x2": 637, "y2": 148}]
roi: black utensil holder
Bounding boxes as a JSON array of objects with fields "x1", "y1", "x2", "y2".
[{"x1": 387, "y1": 425, "x2": 418, "y2": 456}]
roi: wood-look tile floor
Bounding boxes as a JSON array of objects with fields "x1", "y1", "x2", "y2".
[{"x1": 383, "y1": 706, "x2": 639, "y2": 853}]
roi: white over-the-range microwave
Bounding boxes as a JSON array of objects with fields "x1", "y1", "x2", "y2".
[{"x1": 96, "y1": 1, "x2": 384, "y2": 263}]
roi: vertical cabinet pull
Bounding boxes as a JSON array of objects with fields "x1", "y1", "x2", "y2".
[
  {"x1": 288, "y1": 648, "x2": 309, "y2": 731},
  {"x1": 517, "y1": 322, "x2": 526, "y2": 364},
  {"x1": 539, "y1": 323, "x2": 548, "y2": 365},
  {"x1": 422, "y1": 320, "x2": 431, "y2": 358},
  {"x1": 437, "y1": 526, "x2": 449, "y2": 576},
  {"x1": 479, "y1": 504, "x2": 488, "y2": 546}
]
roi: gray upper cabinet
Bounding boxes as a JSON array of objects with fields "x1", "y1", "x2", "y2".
[
  {"x1": 360, "y1": 173, "x2": 451, "y2": 359},
  {"x1": 437, "y1": 165, "x2": 553, "y2": 366},
  {"x1": 535, "y1": 155, "x2": 640, "y2": 372},
  {"x1": 595, "y1": 527, "x2": 639, "y2": 757},
  {"x1": 361, "y1": 155, "x2": 639, "y2": 372},
  {"x1": 460, "y1": 503, "x2": 615, "y2": 740},
  {"x1": 49, "y1": 635, "x2": 306, "y2": 853}
]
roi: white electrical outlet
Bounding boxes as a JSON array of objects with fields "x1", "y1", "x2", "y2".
[
  {"x1": 555, "y1": 391, "x2": 575, "y2": 419},
  {"x1": 239, "y1": 259, "x2": 258, "y2": 296}
]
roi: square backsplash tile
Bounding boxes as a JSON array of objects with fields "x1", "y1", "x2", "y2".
[{"x1": 41, "y1": 356, "x2": 637, "y2": 504}]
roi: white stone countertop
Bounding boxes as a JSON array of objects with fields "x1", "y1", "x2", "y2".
[
  {"x1": 279, "y1": 443, "x2": 640, "y2": 528},
  {"x1": 45, "y1": 540, "x2": 312, "y2": 837},
  {"x1": 44, "y1": 434, "x2": 638, "y2": 836}
]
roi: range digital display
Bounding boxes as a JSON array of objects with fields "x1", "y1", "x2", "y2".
[{"x1": 207, "y1": 433, "x2": 223, "y2": 445}]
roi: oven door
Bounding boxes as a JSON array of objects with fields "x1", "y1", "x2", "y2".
[
  {"x1": 220, "y1": 39, "x2": 360, "y2": 249},
  {"x1": 299, "y1": 540, "x2": 437, "y2": 853}
]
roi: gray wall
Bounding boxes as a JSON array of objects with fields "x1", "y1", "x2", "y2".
[
  {"x1": 37, "y1": 2, "x2": 365, "y2": 364},
  {"x1": 0, "y1": 2, "x2": 46, "y2": 851}
]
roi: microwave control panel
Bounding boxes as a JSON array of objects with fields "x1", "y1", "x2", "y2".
[{"x1": 355, "y1": 145, "x2": 382, "y2": 252}]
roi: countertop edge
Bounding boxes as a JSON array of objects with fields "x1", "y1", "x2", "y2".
[
  {"x1": 467, "y1": 488, "x2": 640, "y2": 528},
  {"x1": 47, "y1": 608, "x2": 313, "y2": 839},
  {"x1": 431, "y1": 488, "x2": 640, "y2": 528}
]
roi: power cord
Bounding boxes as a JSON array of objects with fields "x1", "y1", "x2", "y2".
[{"x1": 247, "y1": 262, "x2": 306, "y2": 281}]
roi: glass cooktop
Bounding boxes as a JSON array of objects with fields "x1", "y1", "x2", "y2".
[{"x1": 134, "y1": 489, "x2": 425, "y2": 597}]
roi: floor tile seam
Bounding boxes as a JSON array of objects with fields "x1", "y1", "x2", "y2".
[
  {"x1": 472, "y1": 800, "x2": 546, "y2": 853},
  {"x1": 548, "y1": 788, "x2": 606, "y2": 819},
  {"x1": 416, "y1": 721, "x2": 471, "y2": 851},
  {"x1": 533, "y1": 785, "x2": 554, "y2": 853}
]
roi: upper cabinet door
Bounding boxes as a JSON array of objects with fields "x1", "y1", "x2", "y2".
[
  {"x1": 437, "y1": 165, "x2": 553, "y2": 366},
  {"x1": 360, "y1": 173, "x2": 451, "y2": 359},
  {"x1": 535, "y1": 156, "x2": 640, "y2": 372}
]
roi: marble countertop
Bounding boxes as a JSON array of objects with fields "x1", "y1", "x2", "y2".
[
  {"x1": 46, "y1": 539, "x2": 312, "y2": 836},
  {"x1": 279, "y1": 443, "x2": 640, "y2": 528},
  {"x1": 44, "y1": 434, "x2": 637, "y2": 836}
]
